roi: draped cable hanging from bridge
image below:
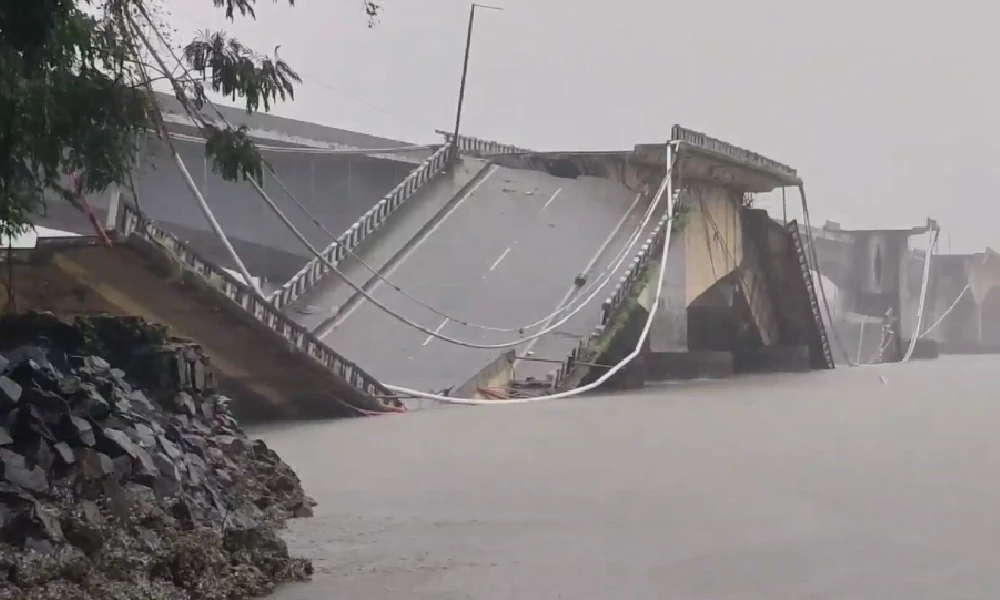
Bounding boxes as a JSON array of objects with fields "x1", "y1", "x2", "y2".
[
  {"x1": 796, "y1": 184, "x2": 940, "y2": 367},
  {"x1": 263, "y1": 164, "x2": 656, "y2": 334},
  {"x1": 380, "y1": 142, "x2": 682, "y2": 404},
  {"x1": 139, "y1": 11, "x2": 657, "y2": 342},
  {"x1": 246, "y1": 166, "x2": 666, "y2": 349},
  {"x1": 918, "y1": 284, "x2": 969, "y2": 340},
  {"x1": 138, "y1": 10, "x2": 665, "y2": 349},
  {"x1": 796, "y1": 184, "x2": 859, "y2": 366},
  {"x1": 900, "y1": 229, "x2": 939, "y2": 363},
  {"x1": 127, "y1": 14, "x2": 266, "y2": 300}
]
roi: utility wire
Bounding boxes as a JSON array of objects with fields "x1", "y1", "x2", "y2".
[
  {"x1": 144, "y1": 8, "x2": 656, "y2": 339},
  {"x1": 140, "y1": 9, "x2": 665, "y2": 350}
]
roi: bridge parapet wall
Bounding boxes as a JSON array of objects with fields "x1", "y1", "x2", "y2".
[{"x1": 270, "y1": 144, "x2": 453, "y2": 310}]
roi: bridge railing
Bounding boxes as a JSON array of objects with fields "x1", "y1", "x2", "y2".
[
  {"x1": 269, "y1": 143, "x2": 454, "y2": 310},
  {"x1": 117, "y1": 202, "x2": 397, "y2": 406},
  {"x1": 435, "y1": 130, "x2": 532, "y2": 156},
  {"x1": 546, "y1": 211, "x2": 672, "y2": 389}
]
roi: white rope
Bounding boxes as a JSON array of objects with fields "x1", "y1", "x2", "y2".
[
  {"x1": 918, "y1": 284, "x2": 969, "y2": 339},
  {"x1": 129, "y1": 16, "x2": 266, "y2": 300},
  {"x1": 295, "y1": 183, "x2": 658, "y2": 336},
  {"x1": 142, "y1": 18, "x2": 652, "y2": 338},
  {"x1": 382, "y1": 143, "x2": 679, "y2": 404},
  {"x1": 900, "y1": 229, "x2": 938, "y2": 362},
  {"x1": 136, "y1": 13, "x2": 653, "y2": 343}
]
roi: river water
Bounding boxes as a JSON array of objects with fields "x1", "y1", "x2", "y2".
[{"x1": 255, "y1": 355, "x2": 1000, "y2": 599}]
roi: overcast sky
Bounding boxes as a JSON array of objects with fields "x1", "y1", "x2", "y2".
[{"x1": 165, "y1": 0, "x2": 999, "y2": 253}]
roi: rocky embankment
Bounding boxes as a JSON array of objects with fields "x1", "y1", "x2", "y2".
[{"x1": 0, "y1": 313, "x2": 316, "y2": 600}]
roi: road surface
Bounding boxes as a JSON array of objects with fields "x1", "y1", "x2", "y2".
[
  {"x1": 283, "y1": 157, "x2": 489, "y2": 331},
  {"x1": 320, "y1": 166, "x2": 642, "y2": 392}
]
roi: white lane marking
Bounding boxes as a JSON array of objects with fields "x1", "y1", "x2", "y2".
[
  {"x1": 423, "y1": 318, "x2": 449, "y2": 346},
  {"x1": 481, "y1": 187, "x2": 561, "y2": 279},
  {"x1": 489, "y1": 247, "x2": 511, "y2": 272},
  {"x1": 331, "y1": 164, "x2": 500, "y2": 329},
  {"x1": 513, "y1": 191, "x2": 645, "y2": 372},
  {"x1": 542, "y1": 187, "x2": 563, "y2": 211}
]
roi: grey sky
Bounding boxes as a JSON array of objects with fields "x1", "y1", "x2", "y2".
[{"x1": 167, "y1": 0, "x2": 998, "y2": 252}]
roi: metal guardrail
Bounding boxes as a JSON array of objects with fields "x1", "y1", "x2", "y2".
[
  {"x1": 670, "y1": 124, "x2": 800, "y2": 183},
  {"x1": 436, "y1": 130, "x2": 532, "y2": 156},
  {"x1": 546, "y1": 211, "x2": 672, "y2": 388},
  {"x1": 117, "y1": 203, "x2": 398, "y2": 405},
  {"x1": 270, "y1": 143, "x2": 454, "y2": 310},
  {"x1": 599, "y1": 214, "x2": 671, "y2": 329},
  {"x1": 787, "y1": 220, "x2": 835, "y2": 369}
]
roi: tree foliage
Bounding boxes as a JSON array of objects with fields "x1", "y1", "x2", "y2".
[{"x1": 0, "y1": 0, "x2": 380, "y2": 237}]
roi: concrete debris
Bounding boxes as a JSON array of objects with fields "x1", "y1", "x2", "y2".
[{"x1": 0, "y1": 312, "x2": 316, "y2": 600}]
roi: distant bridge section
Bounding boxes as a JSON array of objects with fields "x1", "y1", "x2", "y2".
[{"x1": 34, "y1": 93, "x2": 429, "y2": 287}]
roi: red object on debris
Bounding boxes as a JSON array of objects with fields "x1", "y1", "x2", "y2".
[{"x1": 67, "y1": 171, "x2": 113, "y2": 249}]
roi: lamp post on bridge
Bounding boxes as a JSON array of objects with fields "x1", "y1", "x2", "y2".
[{"x1": 450, "y1": 2, "x2": 503, "y2": 163}]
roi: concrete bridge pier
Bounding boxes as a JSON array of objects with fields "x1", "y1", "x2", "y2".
[
  {"x1": 802, "y1": 221, "x2": 939, "y2": 364},
  {"x1": 577, "y1": 126, "x2": 833, "y2": 388}
]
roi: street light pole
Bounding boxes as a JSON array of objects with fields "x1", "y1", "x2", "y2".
[{"x1": 450, "y1": 3, "x2": 502, "y2": 162}]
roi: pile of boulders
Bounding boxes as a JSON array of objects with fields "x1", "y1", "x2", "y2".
[{"x1": 0, "y1": 312, "x2": 316, "y2": 600}]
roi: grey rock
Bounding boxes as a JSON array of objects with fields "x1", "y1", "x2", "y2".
[
  {"x1": 85, "y1": 356, "x2": 110, "y2": 371},
  {"x1": 57, "y1": 375, "x2": 82, "y2": 396},
  {"x1": 24, "y1": 439, "x2": 54, "y2": 472},
  {"x1": 129, "y1": 389, "x2": 155, "y2": 412},
  {"x1": 101, "y1": 428, "x2": 158, "y2": 485},
  {"x1": 77, "y1": 384, "x2": 110, "y2": 420},
  {"x1": 22, "y1": 536, "x2": 54, "y2": 554},
  {"x1": 153, "y1": 453, "x2": 181, "y2": 482},
  {"x1": 62, "y1": 501, "x2": 105, "y2": 555},
  {"x1": 199, "y1": 400, "x2": 215, "y2": 421},
  {"x1": 6, "y1": 405, "x2": 56, "y2": 442},
  {"x1": 111, "y1": 455, "x2": 131, "y2": 482},
  {"x1": 0, "y1": 376, "x2": 22, "y2": 404},
  {"x1": 76, "y1": 448, "x2": 115, "y2": 480},
  {"x1": 0, "y1": 315, "x2": 317, "y2": 597},
  {"x1": 205, "y1": 446, "x2": 226, "y2": 466},
  {"x1": 52, "y1": 443, "x2": 75, "y2": 467},
  {"x1": 181, "y1": 434, "x2": 207, "y2": 456},
  {"x1": 0, "y1": 449, "x2": 48, "y2": 492},
  {"x1": 109, "y1": 367, "x2": 127, "y2": 385},
  {"x1": 65, "y1": 415, "x2": 96, "y2": 446},
  {"x1": 131, "y1": 423, "x2": 157, "y2": 449},
  {"x1": 192, "y1": 360, "x2": 206, "y2": 390},
  {"x1": 171, "y1": 392, "x2": 197, "y2": 416},
  {"x1": 98, "y1": 427, "x2": 134, "y2": 458},
  {"x1": 212, "y1": 435, "x2": 246, "y2": 453},
  {"x1": 157, "y1": 435, "x2": 184, "y2": 461},
  {"x1": 31, "y1": 502, "x2": 63, "y2": 541}
]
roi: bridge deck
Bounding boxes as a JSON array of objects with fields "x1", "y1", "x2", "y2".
[
  {"x1": 319, "y1": 165, "x2": 647, "y2": 392},
  {"x1": 1, "y1": 209, "x2": 399, "y2": 423},
  {"x1": 283, "y1": 157, "x2": 490, "y2": 330}
]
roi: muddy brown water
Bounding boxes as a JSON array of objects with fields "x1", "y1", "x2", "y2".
[{"x1": 255, "y1": 355, "x2": 1000, "y2": 599}]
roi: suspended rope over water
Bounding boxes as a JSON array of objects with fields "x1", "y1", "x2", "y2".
[
  {"x1": 140, "y1": 14, "x2": 657, "y2": 349},
  {"x1": 139, "y1": 12, "x2": 656, "y2": 339},
  {"x1": 245, "y1": 165, "x2": 668, "y2": 349},
  {"x1": 382, "y1": 141, "x2": 681, "y2": 404},
  {"x1": 900, "y1": 227, "x2": 939, "y2": 363}
]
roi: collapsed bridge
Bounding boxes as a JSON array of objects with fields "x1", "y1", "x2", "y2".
[{"x1": 15, "y1": 101, "x2": 858, "y2": 418}]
